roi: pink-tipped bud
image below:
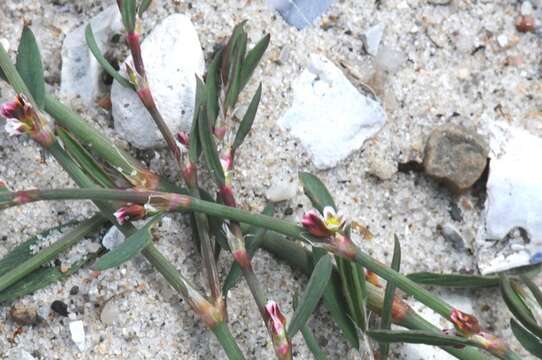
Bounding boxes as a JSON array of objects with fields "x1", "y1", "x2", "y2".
[
  {"x1": 213, "y1": 126, "x2": 227, "y2": 140},
  {"x1": 450, "y1": 308, "x2": 481, "y2": 336},
  {"x1": 175, "y1": 131, "x2": 190, "y2": 148},
  {"x1": 113, "y1": 204, "x2": 145, "y2": 224},
  {"x1": 1, "y1": 99, "x2": 21, "y2": 119},
  {"x1": 265, "y1": 300, "x2": 292, "y2": 360},
  {"x1": 219, "y1": 186, "x2": 236, "y2": 208}
]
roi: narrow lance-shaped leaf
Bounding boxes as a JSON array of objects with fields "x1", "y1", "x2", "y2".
[
  {"x1": 224, "y1": 31, "x2": 247, "y2": 111},
  {"x1": 189, "y1": 77, "x2": 206, "y2": 164},
  {"x1": 293, "y1": 294, "x2": 328, "y2": 360},
  {"x1": 288, "y1": 254, "x2": 333, "y2": 336},
  {"x1": 380, "y1": 235, "x2": 402, "y2": 360},
  {"x1": 138, "y1": 0, "x2": 153, "y2": 17},
  {"x1": 299, "y1": 172, "x2": 336, "y2": 211},
  {"x1": 312, "y1": 248, "x2": 360, "y2": 349},
  {"x1": 0, "y1": 220, "x2": 82, "y2": 277},
  {"x1": 206, "y1": 50, "x2": 222, "y2": 128},
  {"x1": 221, "y1": 21, "x2": 247, "y2": 85},
  {"x1": 95, "y1": 215, "x2": 161, "y2": 271},
  {"x1": 500, "y1": 275, "x2": 542, "y2": 338},
  {"x1": 198, "y1": 104, "x2": 225, "y2": 186},
  {"x1": 510, "y1": 318, "x2": 542, "y2": 359},
  {"x1": 231, "y1": 83, "x2": 262, "y2": 152},
  {"x1": 239, "y1": 33, "x2": 270, "y2": 92},
  {"x1": 16, "y1": 26, "x2": 45, "y2": 108},
  {"x1": 407, "y1": 272, "x2": 500, "y2": 288},
  {"x1": 520, "y1": 274, "x2": 542, "y2": 309},
  {"x1": 85, "y1": 24, "x2": 131, "y2": 88},
  {"x1": 57, "y1": 128, "x2": 117, "y2": 189},
  {"x1": 367, "y1": 330, "x2": 478, "y2": 347},
  {"x1": 121, "y1": 0, "x2": 137, "y2": 32},
  {"x1": 0, "y1": 252, "x2": 100, "y2": 303}
]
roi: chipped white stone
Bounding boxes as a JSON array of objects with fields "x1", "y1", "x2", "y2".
[
  {"x1": 362, "y1": 23, "x2": 385, "y2": 56},
  {"x1": 278, "y1": 54, "x2": 386, "y2": 169},
  {"x1": 376, "y1": 45, "x2": 405, "y2": 73},
  {"x1": 520, "y1": 1, "x2": 533, "y2": 16},
  {"x1": 478, "y1": 124, "x2": 542, "y2": 274},
  {"x1": 111, "y1": 14, "x2": 205, "y2": 149},
  {"x1": 402, "y1": 291, "x2": 474, "y2": 359},
  {"x1": 102, "y1": 226, "x2": 125, "y2": 250},
  {"x1": 266, "y1": 177, "x2": 298, "y2": 202},
  {"x1": 496, "y1": 34, "x2": 509, "y2": 48},
  {"x1": 60, "y1": 6, "x2": 122, "y2": 105},
  {"x1": 69, "y1": 320, "x2": 86, "y2": 351}
]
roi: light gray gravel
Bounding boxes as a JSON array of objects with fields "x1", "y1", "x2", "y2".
[{"x1": 1, "y1": 0, "x2": 541, "y2": 359}]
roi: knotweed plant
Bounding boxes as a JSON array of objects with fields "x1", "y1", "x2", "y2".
[{"x1": 1, "y1": 1, "x2": 542, "y2": 359}]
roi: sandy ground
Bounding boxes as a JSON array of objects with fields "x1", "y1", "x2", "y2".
[{"x1": 0, "y1": 0, "x2": 541, "y2": 359}]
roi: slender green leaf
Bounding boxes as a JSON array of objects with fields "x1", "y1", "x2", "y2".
[
  {"x1": 407, "y1": 272, "x2": 500, "y2": 288},
  {"x1": 500, "y1": 275, "x2": 542, "y2": 338},
  {"x1": 189, "y1": 77, "x2": 206, "y2": 164},
  {"x1": 95, "y1": 215, "x2": 161, "y2": 270},
  {"x1": 288, "y1": 254, "x2": 333, "y2": 336},
  {"x1": 198, "y1": 104, "x2": 225, "y2": 186},
  {"x1": 380, "y1": 235, "x2": 401, "y2": 359},
  {"x1": 16, "y1": 26, "x2": 45, "y2": 108},
  {"x1": 312, "y1": 248, "x2": 360, "y2": 348},
  {"x1": 299, "y1": 172, "x2": 336, "y2": 211},
  {"x1": 0, "y1": 253, "x2": 99, "y2": 303},
  {"x1": 221, "y1": 21, "x2": 247, "y2": 85},
  {"x1": 232, "y1": 83, "x2": 261, "y2": 152},
  {"x1": 121, "y1": 0, "x2": 137, "y2": 32},
  {"x1": 138, "y1": 0, "x2": 153, "y2": 16},
  {"x1": 58, "y1": 128, "x2": 116, "y2": 188},
  {"x1": 239, "y1": 33, "x2": 270, "y2": 92},
  {"x1": 293, "y1": 293, "x2": 328, "y2": 360},
  {"x1": 348, "y1": 260, "x2": 368, "y2": 330},
  {"x1": 224, "y1": 32, "x2": 247, "y2": 111},
  {"x1": 520, "y1": 274, "x2": 542, "y2": 309},
  {"x1": 206, "y1": 50, "x2": 222, "y2": 127},
  {"x1": 85, "y1": 24, "x2": 131, "y2": 88},
  {"x1": 511, "y1": 318, "x2": 542, "y2": 359},
  {"x1": 0, "y1": 220, "x2": 82, "y2": 277},
  {"x1": 223, "y1": 204, "x2": 273, "y2": 294},
  {"x1": 368, "y1": 330, "x2": 477, "y2": 347}
]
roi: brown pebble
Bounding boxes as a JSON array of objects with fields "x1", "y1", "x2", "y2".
[
  {"x1": 515, "y1": 15, "x2": 535, "y2": 33},
  {"x1": 10, "y1": 304, "x2": 39, "y2": 326}
]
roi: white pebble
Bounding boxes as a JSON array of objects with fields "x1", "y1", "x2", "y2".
[
  {"x1": 497, "y1": 34, "x2": 508, "y2": 48},
  {"x1": 266, "y1": 178, "x2": 298, "y2": 202},
  {"x1": 69, "y1": 320, "x2": 86, "y2": 351},
  {"x1": 520, "y1": 1, "x2": 533, "y2": 16}
]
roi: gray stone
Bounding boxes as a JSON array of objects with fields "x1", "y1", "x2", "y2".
[
  {"x1": 438, "y1": 223, "x2": 465, "y2": 250},
  {"x1": 278, "y1": 54, "x2": 386, "y2": 169},
  {"x1": 111, "y1": 14, "x2": 204, "y2": 149},
  {"x1": 102, "y1": 226, "x2": 125, "y2": 250},
  {"x1": 423, "y1": 124, "x2": 488, "y2": 192},
  {"x1": 268, "y1": 0, "x2": 334, "y2": 29},
  {"x1": 60, "y1": 6, "x2": 122, "y2": 105},
  {"x1": 266, "y1": 177, "x2": 298, "y2": 202}
]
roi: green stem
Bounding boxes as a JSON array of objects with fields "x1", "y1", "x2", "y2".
[
  {"x1": 211, "y1": 321, "x2": 246, "y2": 360},
  {"x1": 0, "y1": 215, "x2": 107, "y2": 292}
]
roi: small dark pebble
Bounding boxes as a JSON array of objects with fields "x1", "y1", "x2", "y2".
[
  {"x1": 449, "y1": 201, "x2": 463, "y2": 222},
  {"x1": 51, "y1": 300, "x2": 69, "y2": 317},
  {"x1": 69, "y1": 286, "x2": 79, "y2": 295},
  {"x1": 284, "y1": 207, "x2": 294, "y2": 216}
]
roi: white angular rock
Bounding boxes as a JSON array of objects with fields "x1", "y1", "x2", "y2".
[
  {"x1": 69, "y1": 320, "x2": 86, "y2": 351},
  {"x1": 362, "y1": 23, "x2": 385, "y2": 56},
  {"x1": 278, "y1": 54, "x2": 386, "y2": 169},
  {"x1": 7, "y1": 349, "x2": 35, "y2": 360},
  {"x1": 266, "y1": 177, "x2": 298, "y2": 202},
  {"x1": 102, "y1": 225, "x2": 125, "y2": 250},
  {"x1": 111, "y1": 14, "x2": 205, "y2": 149},
  {"x1": 478, "y1": 124, "x2": 542, "y2": 274},
  {"x1": 60, "y1": 6, "x2": 122, "y2": 105}
]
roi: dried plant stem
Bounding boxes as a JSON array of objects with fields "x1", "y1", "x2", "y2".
[{"x1": 0, "y1": 187, "x2": 521, "y2": 359}]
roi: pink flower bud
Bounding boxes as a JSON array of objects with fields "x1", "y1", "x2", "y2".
[
  {"x1": 175, "y1": 132, "x2": 190, "y2": 148},
  {"x1": 265, "y1": 300, "x2": 291, "y2": 359},
  {"x1": 113, "y1": 204, "x2": 145, "y2": 224},
  {"x1": 301, "y1": 209, "x2": 333, "y2": 238}
]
